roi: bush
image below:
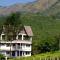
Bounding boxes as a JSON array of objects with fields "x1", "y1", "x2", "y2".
[{"x1": 0, "y1": 54, "x2": 5, "y2": 60}]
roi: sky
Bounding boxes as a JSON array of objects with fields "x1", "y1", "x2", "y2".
[{"x1": 0, "y1": 0, "x2": 35, "y2": 6}]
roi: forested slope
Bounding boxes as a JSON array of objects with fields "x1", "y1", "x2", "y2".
[{"x1": 0, "y1": 13, "x2": 60, "y2": 54}]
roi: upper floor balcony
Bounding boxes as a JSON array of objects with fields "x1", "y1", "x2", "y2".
[{"x1": 0, "y1": 40, "x2": 32, "y2": 51}]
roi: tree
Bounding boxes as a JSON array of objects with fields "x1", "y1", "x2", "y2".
[
  {"x1": 4, "y1": 12, "x2": 23, "y2": 40},
  {"x1": 4, "y1": 12, "x2": 23, "y2": 57},
  {"x1": 54, "y1": 34, "x2": 60, "y2": 50}
]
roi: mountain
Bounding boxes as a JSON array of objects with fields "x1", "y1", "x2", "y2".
[
  {"x1": 44, "y1": 0, "x2": 60, "y2": 16},
  {"x1": 0, "y1": 0, "x2": 59, "y2": 15}
]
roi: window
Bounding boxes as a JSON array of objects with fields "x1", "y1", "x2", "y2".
[
  {"x1": 13, "y1": 44, "x2": 15, "y2": 46},
  {"x1": 12, "y1": 51, "x2": 15, "y2": 56},
  {"x1": 23, "y1": 52, "x2": 24, "y2": 55},
  {"x1": 1, "y1": 43, "x2": 5, "y2": 46},
  {"x1": 24, "y1": 36, "x2": 30, "y2": 40},
  {"x1": 26, "y1": 44, "x2": 30, "y2": 47},
  {"x1": 2, "y1": 35, "x2": 5, "y2": 40},
  {"x1": 22, "y1": 44, "x2": 25, "y2": 46},
  {"x1": 18, "y1": 35, "x2": 22, "y2": 40},
  {"x1": 17, "y1": 43, "x2": 21, "y2": 49},
  {"x1": 6, "y1": 44, "x2": 10, "y2": 47},
  {"x1": 12, "y1": 44, "x2": 16, "y2": 49},
  {"x1": 26, "y1": 52, "x2": 30, "y2": 55},
  {"x1": 17, "y1": 51, "x2": 19, "y2": 56},
  {"x1": 6, "y1": 51, "x2": 10, "y2": 54},
  {"x1": 21, "y1": 43, "x2": 22, "y2": 46},
  {"x1": 18, "y1": 43, "x2": 20, "y2": 45},
  {"x1": 22, "y1": 44, "x2": 25, "y2": 48}
]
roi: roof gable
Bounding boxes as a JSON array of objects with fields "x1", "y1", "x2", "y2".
[
  {"x1": 1, "y1": 25, "x2": 33, "y2": 36},
  {"x1": 24, "y1": 26, "x2": 33, "y2": 36}
]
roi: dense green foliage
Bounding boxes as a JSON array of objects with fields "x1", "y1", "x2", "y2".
[
  {"x1": 0, "y1": 13, "x2": 60, "y2": 54},
  {"x1": 4, "y1": 12, "x2": 23, "y2": 41},
  {"x1": 20, "y1": 13, "x2": 60, "y2": 54},
  {"x1": 0, "y1": 54, "x2": 5, "y2": 59}
]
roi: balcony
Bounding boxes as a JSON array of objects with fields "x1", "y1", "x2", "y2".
[{"x1": 0, "y1": 41, "x2": 31, "y2": 51}]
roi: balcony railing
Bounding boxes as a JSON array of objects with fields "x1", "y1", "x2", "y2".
[
  {"x1": 0, "y1": 40, "x2": 32, "y2": 51},
  {"x1": 0, "y1": 40, "x2": 32, "y2": 44}
]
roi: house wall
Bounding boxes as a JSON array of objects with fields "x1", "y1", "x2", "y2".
[
  {"x1": 0, "y1": 43, "x2": 31, "y2": 51},
  {"x1": 0, "y1": 30, "x2": 32, "y2": 57},
  {"x1": 23, "y1": 51, "x2": 31, "y2": 57},
  {"x1": 0, "y1": 51, "x2": 6, "y2": 56},
  {"x1": 22, "y1": 44, "x2": 31, "y2": 51},
  {"x1": 0, "y1": 43, "x2": 32, "y2": 57},
  {"x1": 0, "y1": 44, "x2": 13, "y2": 51}
]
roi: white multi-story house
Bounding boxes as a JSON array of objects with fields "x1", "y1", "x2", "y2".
[{"x1": 0, "y1": 26, "x2": 33, "y2": 57}]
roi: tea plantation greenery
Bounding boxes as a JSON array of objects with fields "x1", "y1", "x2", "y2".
[
  {"x1": 9, "y1": 51, "x2": 60, "y2": 60},
  {"x1": 0, "y1": 13, "x2": 60, "y2": 55}
]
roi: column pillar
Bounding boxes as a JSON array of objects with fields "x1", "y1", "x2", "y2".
[
  {"x1": 15, "y1": 51, "x2": 17, "y2": 57},
  {"x1": 19, "y1": 51, "x2": 20, "y2": 57},
  {"x1": 16, "y1": 43, "x2": 17, "y2": 50},
  {"x1": 5, "y1": 56, "x2": 7, "y2": 60},
  {"x1": 22, "y1": 52, "x2": 23, "y2": 56},
  {"x1": 16, "y1": 35, "x2": 18, "y2": 40},
  {"x1": 1, "y1": 34, "x2": 2, "y2": 40},
  {"x1": 24, "y1": 52, "x2": 26, "y2": 56},
  {"x1": 5, "y1": 52, "x2": 7, "y2": 56},
  {"x1": 18, "y1": 44, "x2": 20, "y2": 57},
  {"x1": 19, "y1": 43, "x2": 21, "y2": 57},
  {"x1": 15, "y1": 44, "x2": 17, "y2": 57},
  {"x1": 30, "y1": 37, "x2": 32, "y2": 41},
  {"x1": 22, "y1": 35, "x2": 24, "y2": 40}
]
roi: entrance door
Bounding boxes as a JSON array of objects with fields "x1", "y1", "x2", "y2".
[
  {"x1": 17, "y1": 51, "x2": 19, "y2": 56},
  {"x1": 12, "y1": 51, "x2": 15, "y2": 57},
  {"x1": 20, "y1": 51, "x2": 22, "y2": 56}
]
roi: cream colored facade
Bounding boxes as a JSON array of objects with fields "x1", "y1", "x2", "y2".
[{"x1": 0, "y1": 26, "x2": 33, "y2": 57}]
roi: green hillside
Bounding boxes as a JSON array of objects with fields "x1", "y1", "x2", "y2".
[
  {"x1": 45, "y1": 0, "x2": 60, "y2": 16},
  {"x1": 20, "y1": 13, "x2": 60, "y2": 54},
  {"x1": 0, "y1": 13, "x2": 60, "y2": 54}
]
